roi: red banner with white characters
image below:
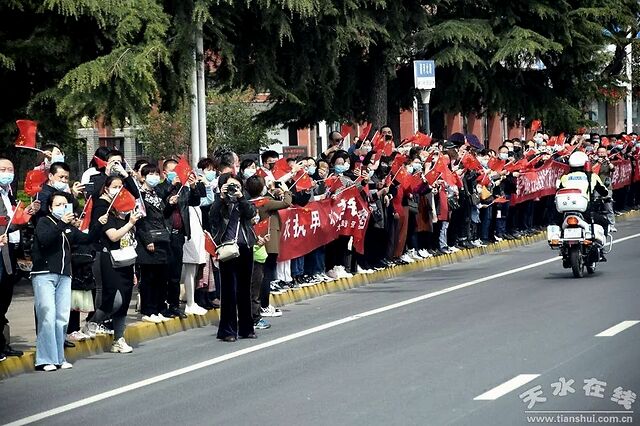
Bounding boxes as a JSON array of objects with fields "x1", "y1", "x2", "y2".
[
  {"x1": 634, "y1": 155, "x2": 640, "y2": 183},
  {"x1": 611, "y1": 159, "x2": 632, "y2": 190},
  {"x1": 511, "y1": 160, "x2": 570, "y2": 205},
  {"x1": 277, "y1": 186, "x2": 370, "y2": 261}
]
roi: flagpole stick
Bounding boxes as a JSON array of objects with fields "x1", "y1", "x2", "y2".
[
  {"x1": 16, "y1": 146, "x2": 44, "y2": 153},
  {"x1": 79, "y1": 195, "x2": 92, "y2": 218},
  {"x1": 3, "y1": 201, "x2": 22, "y2": 236}
]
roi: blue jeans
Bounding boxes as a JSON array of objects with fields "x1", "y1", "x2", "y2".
[
  {"x1": 32, "y1": 273, "x2": 71, "y2": 366},
  {"x1": 480, "y1": 205, "x2": 493, "y2": 241},
  {"x1": 304, "y1": 247, "x2": 325, "y2": 275},
  {"x1": 291, "y1": 256, "x2": 304, "y2": 277}
]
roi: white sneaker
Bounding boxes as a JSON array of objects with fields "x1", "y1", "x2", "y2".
[
  {"x1": 267, "y1": 305, "x2": 283, "y2": 317},
  {"x1": 327, "y1": 267, "x2": 340, "y2": 280},
  {"x1": 418, "y1": 249, "x2": 432, "y2": 258},
  {"x1": 610, "y1": 226, "x2": 617, "y2": 233},
  {"x1": 474, "y1": 239, "x2": 487, "y2": 247},
  {"x1": 42, "y1": 364, "x2": 57, "y2": 372},
  {"x1": 110, "y1": 337, "x2": 133, "y2": 353},
  {"x1": 142, "y1": 315, "x2": 162, "y2": 324},
  {"x1": 185, "y1": 304, "x2": 208, "y2": 316},
  {"x1": 60, "y1": 362, "x2": 73, "y2": 370},
  {"x1": 95, "y1": 324, "x2": 113, "y2": 335},
  {"x1": 81, "y1": 322, "x2": 97, "y2": 339},
  {"x1": 337, "y1": 265, "x2": 353, "y2": 278},
  {"x1": 156, "y1": 313, "x2": 172, "y2": 322},
  {"x1": 494, "y1": 236, "x2": 503, "y2": 242},
  {"x1": 67, "y1": 331, "x2": 88, "y2": 342},
  {"x1": 400, "y1": 254, "x2": 415, "y2": 263},
  {"x1": 449, "y1": 246, "x2": 461, "y2": 253},
  {"x1": 408, "y1": 249, "x2": 422, "y2": 260}
]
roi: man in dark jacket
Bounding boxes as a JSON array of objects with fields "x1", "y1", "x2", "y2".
[
  {"x1": 34, "y1": 162, "x2": 82, "y2": 225},
  {"x1": 155, "y1": 159, "x2": 205, "y2": 317}
]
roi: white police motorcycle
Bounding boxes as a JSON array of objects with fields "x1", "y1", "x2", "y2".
[{"x1": 547, "y1": 189, "x2": 613, "y2": 278}]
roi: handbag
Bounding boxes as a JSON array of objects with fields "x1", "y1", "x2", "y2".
[
  {"x1": 149, "y1": 228, "x2": 170, "y2": 243},
  {"x1": 216, "y1": 221, "x2": 241, "y2": 262},
  {"x1": 109, "y1": 245, "x2": 138, "y2": 268}
]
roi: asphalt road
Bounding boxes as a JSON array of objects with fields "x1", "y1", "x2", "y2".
[{"x1": 1, "y1": 218, "x2": 639, "y2": 426}]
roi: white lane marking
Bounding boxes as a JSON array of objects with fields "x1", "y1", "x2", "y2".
[
  {"x1": 473, "y1": 374, "x2": 540, "y2": 400},
  {"x1": 6, "y1": 231, "x2": 640, "y2": 426},
  {"x1": 595, "y1": 320, "x2": 640, "y2": 337}
]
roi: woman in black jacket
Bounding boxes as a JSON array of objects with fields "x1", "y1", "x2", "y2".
[
  {"x1": 31, "y1": 192, "x2": 98, "y2": 371},
  {"x1": 135, "y1": 164, "x2": 175, "y2": 323},
  {"x1": 209, "y1": 173, "x2": 257, "y2": 342}
]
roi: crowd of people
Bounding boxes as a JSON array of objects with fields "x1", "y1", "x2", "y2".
[{"x1": 1, "y1": 126, "x2": 639, "y2": 370}]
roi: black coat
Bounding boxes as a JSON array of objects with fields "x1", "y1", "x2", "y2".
[
  {"x1": 209, "y1": 197, "x2": 257, "y2": 247},
  {"x1": 135, "y1": 188, "x2": 172, "y2": 264},
  {"x1": 155, "y1": 180, "x2": 205, "y2": 239},
  {"x1": 31, "y1": 215, "x2": 99, "y2": 277}
]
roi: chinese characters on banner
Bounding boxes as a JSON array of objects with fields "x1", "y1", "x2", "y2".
[
  {"x1": 611, "y1": 159, "x2": 633, "y2": 190},
  {"x1": 511, "y1": 160, "x2": 570, "y2": 205},
  {"x1": 277, "y1": 186, "x2": 370, "y2": 261}
]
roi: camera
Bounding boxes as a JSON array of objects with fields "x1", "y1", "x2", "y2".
[{"x1": 227, "y1": 183, "x2": 239, "y2": 193}]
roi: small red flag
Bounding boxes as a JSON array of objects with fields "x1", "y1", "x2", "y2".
[
  {"x1": 112, "y1": 188, "x2": 137, "y2": 212},
  {"x1": 251, "y1": 197, "x2": 270, "y2": 208},
  {"x1": 358, "y1": 123, "x2": 373, "y2": 141},
  {"x1": 11, "y1": 202, "x2": 32, "y2": 226},
  {"x1": 425, "y1": 169, "x2": 440, "y2": 185},
  {"x1": 175, "y1": 156, "x2": 193, "y2": 183},
  {"x1": 477, "y1": 173, "x2": 491, "y2": 187},
  {"x1": 409, "y1": 174, "x2": 424, "y2": 191},
  {"x1": 340, "y1": 124, "x2": 353, "y2": 139},
  {"x1": 592, "y1": 162, "x2": 601, "y2": 175},
  {"x1": 204, "y1": 231, "x2": 217, "y2": 257},
  {"x1": 15, "y1": 120, "x2": 37, "y2": 149},
  {"x1": 404, "y1": 131, "x2": 432, "y2": 147},
  {"x1": 24, "y1": 169, "x2": 48, "y2": 197},
  {"x1": 93, "y1": 156, "x2": 108, "y2": 169},
  {"x1": 371, "y1": 132, "x2": 384, "y2": 151},
  {"x1": 493, "y1": 196, "x2": 508, "y2": 204},
  {"x1": 272, "y1": 158, "x2": 291, "y2": 180},
  {"x1": 505, "y1": 158, "x2": 529, "y2": 173},
  {"x1": 253, "y1": 219, "x2": 269, "y2": 237},
  {"x1": 326, "y1": 176, "x2": 344, "y2": 192},
  {"x1": 256, "y1": 168, "x2": 269, "y2": 178},
  {"x1": 293, "y1": 171, "x2": 313, "y2": 191},
  {"x1": 530, "y1": 119, "x2": 541, "y2": 133},
  {"x1": 391, "y1": 154, "x2": 407, "y2": 173},
  {"x1": 79, "y1": 197, "x2": 93, "y2": 231},
  {"x1": 461, "y1": 153, "x2": 483, "y2": 171},
  {"x1": 487, "y1": 157, "x2": 505, "y2": 172}
]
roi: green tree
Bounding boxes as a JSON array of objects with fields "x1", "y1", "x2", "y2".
[
  {"x1": 137, "y1": 103, "x2": 191, "y2": 159},
  {"x1": 206, "y1": 88, "x2": 278, "y2": 155}
]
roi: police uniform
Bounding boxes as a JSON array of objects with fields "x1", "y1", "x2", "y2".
[{"x1": 558, "y1": 170, "x2": 610, "y2": 234}]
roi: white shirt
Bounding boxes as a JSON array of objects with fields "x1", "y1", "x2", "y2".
[
  {"x1": 81, "y1": 167, "x2": 100, "y2": 184},
  {"x1": 0, "y1": 187, "x2": 20, "y2": 243}
]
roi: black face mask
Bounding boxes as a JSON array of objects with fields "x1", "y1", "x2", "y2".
[
  {"x1": 508, "y1": 151, "x2": 515, "y2": 157},
  {"x1": 384, "y1": 134, "x2": 393, "y2": 142},
  {"x1": 378, "y1": 165, "x2": 390, "y2": 175},
  {"x1": 513, "y1": 146, "x2": 522, "y2": 153}
]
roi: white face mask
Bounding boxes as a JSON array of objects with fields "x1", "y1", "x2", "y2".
[{"x1": 108, "y1": 188, "x2": 121, "y2": 198}]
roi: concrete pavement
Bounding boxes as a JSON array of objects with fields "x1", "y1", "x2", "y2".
[{"x1": 1, "y1": 216, "x2": 638, "y2": 425}]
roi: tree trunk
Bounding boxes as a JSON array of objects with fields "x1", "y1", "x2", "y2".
[{"x1": 367, "y1": 48, "x2": 388, "y2": 131}]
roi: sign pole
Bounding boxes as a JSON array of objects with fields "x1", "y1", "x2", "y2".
[{"x1": 413, "y1": 60, "x2": 436, "y2": 136}]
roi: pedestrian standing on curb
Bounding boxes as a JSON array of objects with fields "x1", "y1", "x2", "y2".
[
  {"x1": 209, "y1": 173, "x2": 257, "y2": 342},
  {"x1": 84, "y1": 176, "x2": 142, "y2": 354},
  {"x1": 31, "y1": 192, "x2": 99, "y2": 371}
]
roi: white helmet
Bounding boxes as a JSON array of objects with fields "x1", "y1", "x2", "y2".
[{"x1": 568, "y1": 151, "x2": 589, "y2": 168}]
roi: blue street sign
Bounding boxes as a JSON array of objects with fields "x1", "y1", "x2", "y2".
[{"x1": 414, "y1": 60, "x2": 436, "y2": 89}]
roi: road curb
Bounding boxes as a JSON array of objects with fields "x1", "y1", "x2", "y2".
[{"x1": 2, "y1": 209, "x2": 638, "y2": 379}]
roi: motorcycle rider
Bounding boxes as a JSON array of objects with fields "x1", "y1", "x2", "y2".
[{"x1": 558, "y1": 151, "x2": 611, "y2": 260}]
